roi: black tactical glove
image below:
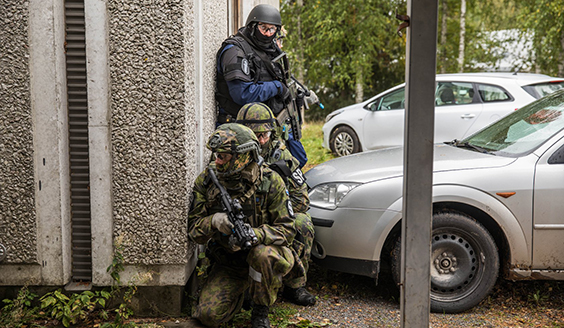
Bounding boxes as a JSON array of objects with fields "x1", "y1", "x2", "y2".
[
  {"x1": 278, "y1": 84, "x2": 291, "y2": 104},
  {"x1": 295, "y1": 89, "x2": 305, "y2": 110}
]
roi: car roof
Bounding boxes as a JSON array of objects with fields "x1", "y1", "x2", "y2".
[{"x1": 436, "y1": 72, "x2": 564, "y2": 86}]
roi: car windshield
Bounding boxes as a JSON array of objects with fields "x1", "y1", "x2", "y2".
[{"x1": 461, "y1": 90, "x2": 564, "y2": 157}]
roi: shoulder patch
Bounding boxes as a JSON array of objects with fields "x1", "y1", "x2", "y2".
[
  {"x1": 241, "y1": 58, "x2": 250, "y2": 75},
  {"x1": 290, "y1": 168, "x2": 306, "y2": 186},
  {"x1": 287, "y1": 199, "x2": 295, "y2": 218}
]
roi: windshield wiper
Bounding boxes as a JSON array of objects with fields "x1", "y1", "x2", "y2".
[{"x1": 450, "y1": 140, "x2": 494, "y2": 154}]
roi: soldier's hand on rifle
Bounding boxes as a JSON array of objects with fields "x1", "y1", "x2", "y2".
[
  {"x1": 228, "y1": 235, "x2": 241, "y2": 252},
  {"x1": 211, "y1": 212, "x2": 233, "y2": 235},
  {"x1": 296, "y1": 89, "x2": 305, "y2": 110},
  {"x1": 278, "y1": 84, "x2": 291, "y2": 104}
]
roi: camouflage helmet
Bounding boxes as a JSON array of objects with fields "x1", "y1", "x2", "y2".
[
  {"x1": 236, "y1": 102, "x2": 278, "y2": 133},
  {"x1": 206, "y1": 123, "x2": 261, "y2": 176}
]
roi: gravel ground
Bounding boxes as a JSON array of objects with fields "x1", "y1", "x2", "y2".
[
  {"x1": 34, "y1": 262, "x2": 564, "y2": 327},
  {"x1": 273, "y1": 262, "x2": 564, "y2": 328}
]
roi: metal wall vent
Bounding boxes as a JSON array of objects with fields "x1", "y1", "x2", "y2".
[{"x1": 65, "y1": 0, "x2": 92, "y2": 282}]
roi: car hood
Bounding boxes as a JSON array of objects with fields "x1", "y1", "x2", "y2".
[{"x1": 305, "y1": 144, "x2": 518, "y2": 187}]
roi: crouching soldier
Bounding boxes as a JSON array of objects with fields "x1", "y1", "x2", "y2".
[
  {"x1": 189, "y1": 123, "x2": 297, "y2": 328},
  {"x1": 237, "y1": 102, "x2": 316, "y2": 306}
]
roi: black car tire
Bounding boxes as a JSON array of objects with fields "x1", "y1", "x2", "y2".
[
  {"x1": 390, "y1": 211, "x2": 499, "y2": 313},
  {"x1": 329, "y1": 126, "x2": 361, "y2": 157}
]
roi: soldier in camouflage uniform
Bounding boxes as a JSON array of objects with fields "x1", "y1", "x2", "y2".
[
  {"x1": 236, "y1": 102, "x2": 316, "y2": 306},
  {"x1": 188, "y1": 123, "x2": 296, "y2": 328}
]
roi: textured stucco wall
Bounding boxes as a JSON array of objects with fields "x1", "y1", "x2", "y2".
[
  {"x1": 0, "y1": 1, "x2": 37, "y2": 264},
  {"x1": 108, "y1": 0, "x2": 190, "y2": 265},
  {"x1": 107, "y1": 0, "x2": 222, "y2": 266}
]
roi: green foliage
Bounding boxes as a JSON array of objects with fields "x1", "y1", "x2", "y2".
[
  {"x1": 300, "y1": 121, "x2": 335, "y2": 173},
  {"x1": 281, "y1": 0, "x2": 406, "y2": 120},
  {"x1": 282, "y1": 0, "x2": 553, "y2": 123},
  {"x1": 218, "y1": 304, "x2": 327, "y2": 328},
  {"x1": 40, "y1": 289, "x2": 109, "y2": 327},
  {"x1": 519, "y1": 0, "x2": 564, "y2": 75},
  {"x1": 0, "y1": 236, "x2": 146, "y2": 328},
  {"x1": 528, "y1": 289, "x2": 549, "y2": 305},
  {"x1": 0, "y1": 285, "x2": 39, "y2": 328}
]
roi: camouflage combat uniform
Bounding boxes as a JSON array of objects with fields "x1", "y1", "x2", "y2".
[
  {"x1": 235, "y1": 102, "x2": 314, "y2": 290},
  {"x1": 262, "y1": 138, "x2": 314, "y2": 288},
  {"x1": 188, "y1": 124, "x2": 297, "y2": 327}
]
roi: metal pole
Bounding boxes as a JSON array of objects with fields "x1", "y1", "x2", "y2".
[{"x1": 401, "y1": 0, "x2": 438, "y2": 326}]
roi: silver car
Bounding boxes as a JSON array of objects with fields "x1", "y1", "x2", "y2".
[
  {"x1": 323, "y1": 73, "x2": 564, "y2": 157},
  {"x1": 307, "y1": 89, "x2": 564, "y2": 313}
]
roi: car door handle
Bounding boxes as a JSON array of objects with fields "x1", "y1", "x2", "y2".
[{"x1": 460, "y1": 114, "x2": 476, "y2": 119}]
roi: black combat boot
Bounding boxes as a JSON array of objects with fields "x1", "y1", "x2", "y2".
[
  {"x1": 282, "y1": 286, "x2": 316, "y2": 306},
  {"x1": 251, "y1": 304, "x2": 270, "y2": 328}
]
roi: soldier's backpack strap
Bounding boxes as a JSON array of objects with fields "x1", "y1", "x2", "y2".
[{"x1": 269, "y1": 159, "x2": 292, "y2": 184}]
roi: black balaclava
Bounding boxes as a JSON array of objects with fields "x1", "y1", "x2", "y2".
[{"x1": 247, "y1": 23, "x2": 278, "y2": 52}]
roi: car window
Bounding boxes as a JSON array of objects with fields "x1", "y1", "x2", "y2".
[
  {"x1": 375, "y1": 87, "x2": 405, "y2": 111},
  {"x1": 477, "y1": 83, "x2": 512, "y2": 102},
  {"x1": 435, "y1": 82, "x2": 474, "y2": 106},
  {"x1": 522, "y1": 81, "x2": 564, "y2": 99}
]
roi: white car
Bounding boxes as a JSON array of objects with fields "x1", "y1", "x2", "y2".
[{"x1": 323, "y1": 72, "x2": 564, "y2": 157}]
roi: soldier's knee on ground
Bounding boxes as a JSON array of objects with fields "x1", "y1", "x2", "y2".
[{"x1": 194, "y1": 297, "x2": 243, "y2": 328}]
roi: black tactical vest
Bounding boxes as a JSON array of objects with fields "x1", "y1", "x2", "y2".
[{"x1": 215, "y1": 31, "x2": 287, "y2": 120}]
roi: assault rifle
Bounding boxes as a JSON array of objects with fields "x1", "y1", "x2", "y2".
[
  {"x1": 207, "y1": 167, "x2": 258, "y2": 250},
  {"x1": 272, "y1": 52, "x2": 303, "y2": 140}
]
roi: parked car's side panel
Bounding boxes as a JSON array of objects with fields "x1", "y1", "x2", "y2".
[{"x1": 532, "y1": 138, "x2": 564, "y2": 269}]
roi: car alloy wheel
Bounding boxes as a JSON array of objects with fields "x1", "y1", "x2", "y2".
[{"x1": 329, "y1": 126, "x2": 360, "y2": 157}]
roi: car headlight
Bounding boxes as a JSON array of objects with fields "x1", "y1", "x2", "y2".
[
  {"x1": 325, "y1": 109, "x2": 344, "y2": 123},
  {"x1": 309, "y1": 182, "x2": 360, "y2": 210}
]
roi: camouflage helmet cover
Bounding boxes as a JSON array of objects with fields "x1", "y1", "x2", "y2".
[
  {"x1": 207, "y1": 123, "x2": 261, "y2": 176},
  {"x1": 207, "y1": 123, "x2": 260, "y2": 155},
  {"x1": 236, "y1": 102, "x2": 278, "y2": 133}
]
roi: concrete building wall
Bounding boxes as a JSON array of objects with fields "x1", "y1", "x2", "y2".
[
  {"x1": 0, "y1": 0, "x2": 274, "y2": 312},
  {"x1": 0, "y1": 0, "x2": 230, "y2": 289},
  {"x1": 0, "y1": 0, "x2": 71, "y2": 286},
  {"x1": 0, "y1": 1, "x2": 36, "y2": 265}
]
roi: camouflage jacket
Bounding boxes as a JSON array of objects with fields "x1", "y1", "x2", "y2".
[
  {"x1": 262, "y1": 139, "x2": 309, "y2": 213},
  {"x1": 188, "y1": 161, "x2": 296, "y2": 249}
]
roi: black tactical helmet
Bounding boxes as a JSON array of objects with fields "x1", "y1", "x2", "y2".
[{"x1": 245, "y1": 4, "x2": 282, "y2": 27}]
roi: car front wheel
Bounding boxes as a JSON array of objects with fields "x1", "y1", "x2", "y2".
[
  {"x1": 391, "y1": 211, "x2": 499, "y2": 313},
  {"x1": 329, "y1": 126, "x2": 361, "y2": 157}
]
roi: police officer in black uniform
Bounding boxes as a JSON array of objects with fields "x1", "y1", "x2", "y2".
[{"x1": 215, "y1": 4, "x2": 308, "y2": 168}]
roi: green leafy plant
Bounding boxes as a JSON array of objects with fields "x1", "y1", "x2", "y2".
[
  {"x1": 528, "y1": 289, "x2": 549, "y2": 305},
  {"x1": 40, "y1": 289, "x2": 110, "y2": 327},
  {"x1": 0, "y1": 285, "x2": 39, "y2": 328}
]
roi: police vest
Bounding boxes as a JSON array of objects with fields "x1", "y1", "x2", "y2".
[{"x1": 215, "y1": 33, "x2": 287, "y2": 119}]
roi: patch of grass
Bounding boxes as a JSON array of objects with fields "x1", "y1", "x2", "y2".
[{"x1": 301, "y1": 121, "x2": 336, "y2": 172}]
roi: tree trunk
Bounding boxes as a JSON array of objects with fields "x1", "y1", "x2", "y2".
[
  {"x1": 440, "y1": 0, "x2": 447, "y2": 74},
  {"x1": 458, "y1": 0, "x2": 466, "y2": 73},
  {"x1": 559, "y1": 32, "x2": 564, "y2": 77},
  {"x1": 296, "y1": 0, "x2": 306, "y2": 121},
  {"x1": 355, "y1": 69, "x2": 363, "y2": 103}
]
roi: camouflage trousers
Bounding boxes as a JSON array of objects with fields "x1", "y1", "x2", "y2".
[
  {"x1": 193, "y1": 244, "x2": 294, "y2": 327},
  {"x1": 284, "y1": 212, "x2": 315, "y2": 288}
]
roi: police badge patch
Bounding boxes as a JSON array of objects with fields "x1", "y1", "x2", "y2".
[{"x1": 241, "y1": 58, "x2": 250, "y2": 75}]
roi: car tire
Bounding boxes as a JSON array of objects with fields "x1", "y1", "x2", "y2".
[
  {"x1": 329, "y1": 126, "x2": 361, "y2": 157},
  {"x1": 390, "y1": 211, "x2": 499, "y2": 313}
]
